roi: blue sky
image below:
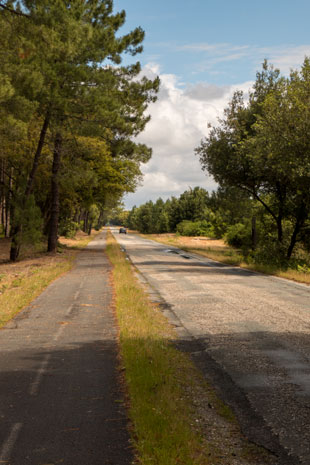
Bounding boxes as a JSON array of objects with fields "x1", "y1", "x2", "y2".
[
  {"x1": 115, "y1": 0, "x2": 310, "y2": 84},
  {"x1": 112, "y1": 0, "x2": 310, "y2": 208}
]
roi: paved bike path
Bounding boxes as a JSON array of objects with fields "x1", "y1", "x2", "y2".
[{"x1": 0, "y1": 232, "x2": 133, "y2": 465}]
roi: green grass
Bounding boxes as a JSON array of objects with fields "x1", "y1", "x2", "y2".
[{"x1": 106, "y1": 232, "x2": 212, "y2": 465}]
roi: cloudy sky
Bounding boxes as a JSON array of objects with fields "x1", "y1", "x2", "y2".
[{"x1": 113, "y1": 0, "x2": 310, "y2": 209}]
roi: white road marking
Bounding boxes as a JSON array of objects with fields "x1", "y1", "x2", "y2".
[
  {"x1": 66, "y1": 277, "x2": 85, "y2": 315},
  {"x1": 29, "y1": 353, "x2": 51, "y2": 396},
  {"x1": 29, "y1": 311, "x2": 69, "y2": 395},
  {"x1": 53, "y1": 324, "x2": 65, "y2": 342},
  {"x1": 0, "y1": 422, "x2": 22, "y2": 461},
  {"x1": 66, "y1": 303, "x2": 74, "y2": 316}
]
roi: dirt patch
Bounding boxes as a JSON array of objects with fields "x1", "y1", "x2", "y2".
[
  {"x1": 175, "y1": 235, "x2": 227, "y2": 248},
  {"x1": 58, "y1": 230, "x2": 91, "y2": 248},
  {"x1": 145, "y1": 233, "x2": 228, "y2": 252}
]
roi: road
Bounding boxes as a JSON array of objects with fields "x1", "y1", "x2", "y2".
[
  {"x1": 0, "y1": 232, "x2": 133, "y2": 465},
  {"x1": 113, "y1": 229, "x2": 310, "y2": 465}
]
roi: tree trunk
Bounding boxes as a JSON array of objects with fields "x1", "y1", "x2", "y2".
[
  {"x1": 83, "y1": 211, "x2": 89, "y2": 233},
  {"x1": 88, "y1": 222, "x2": 92, "y2": 235},
  {"x1": 9, "y1": 111, "x2": 50, "y2": 261},
  {"x1": 5, "y1": 168, "x2": 13, "y2": 237},
  {"x1": 25, "y1": 111, "x2": 50, "y2": 196},
  {"x1": 98, "y1": 210, "x2": 104, "y2": 229},
  {"x1": 276, "y1": 216, "x2": 283, "y2": 243},
  {"x1": 0, "y1": 159, "x2": 4, "y2": 233},
  {"x1": 48, "y1": 132, "x2": 62, "y2": 253},
  {"x1": 287, "y1": 209, "x2": 306, "y2": 260},
  {"x1": 9, "y1": 231, "x2": 20, "y2": 261},
  {"x1": 251, "y1": 216, "x2": 257, "y2": 250}
]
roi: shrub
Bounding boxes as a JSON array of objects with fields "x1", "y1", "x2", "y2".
[
  {"x1": 252, "y1": 239, "x2": 288, "y2": 268},
  {"x1": 176, "y1": 220, "x2": 214, "y2": 237},
  {"x1": 59, "y1": 220, "x2": 79, "y2": 238},
  {"x1": 225, "y1": 222, "x2": 252, "y2": 249}
]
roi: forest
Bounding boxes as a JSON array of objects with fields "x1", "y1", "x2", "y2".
[
  {"x1": 0, "y1": 0, "x2": 159, "y2": 261},
  {"x1": 1, "y1": 1, "x2": 310, "y2": 271},
  {"x1": 123, "y1": 60, "x2": 310, "y2": 270}
]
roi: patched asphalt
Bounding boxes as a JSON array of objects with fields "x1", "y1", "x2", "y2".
[
  {"x1": 0, "y1": 231, "x2": 133, "y2": 465},
  {"x1": 113, "y1": 229, "x2": 310, "y2": 465}
]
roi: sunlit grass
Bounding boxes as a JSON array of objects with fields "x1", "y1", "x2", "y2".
[
  {"x1": 0, "y1": 230, "x2": 99, "y2": 327},
  {"x1": 0, "y1": 261, "x2": 73, "y2": 327},
  {"x1": 106, "y1": 232, "x2": 211, "y2": 465},
  {"x1": 143, "y1": 234, "x2": 310, "y2": 285}
]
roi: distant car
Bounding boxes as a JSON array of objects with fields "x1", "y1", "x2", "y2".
[{"x1": 119, "y1": 227, "x2": 127, "y2": 234}]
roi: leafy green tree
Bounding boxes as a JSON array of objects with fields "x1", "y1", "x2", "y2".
[
  {"x1": 166, "y1": 187, "x2": 210, "y2": 231},
  {"x1": 243, "y1": 59, "x2": 310, "y2": 258},
  {"x1": 134, "y1": 201, "x2": 154, "y2": 233},
  {"x1": 1, "y1": 0, "x2": 159, "y2": 259},
  {"x1": 196, "y1": 59, "x2": 310, "y2": 261},
  {"x1": 126, "y1": 205, "x2": 138, "y2": 230}
]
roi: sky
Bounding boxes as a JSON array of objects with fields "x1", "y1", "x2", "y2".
[{"x1": 112, "y1": 0, "x2": 310, "y2": 209}]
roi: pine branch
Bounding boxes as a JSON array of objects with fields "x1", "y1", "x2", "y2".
[{"x1": 0, "y1": 3, "x2": 29, "y2": 17}]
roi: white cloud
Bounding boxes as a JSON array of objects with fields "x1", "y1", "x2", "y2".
[
  {"x1": 124, "y1": 44, "x2": 310, "y2": 209},
  {"x1": 124, "y1": 66, "x2": 253, "y2": 209},
  {"x1": 262, "y1": 45, "x2": 310, "y2": 73},
  {"x1": 167, "y1": 41, "x2": 310, "y2": 76}
]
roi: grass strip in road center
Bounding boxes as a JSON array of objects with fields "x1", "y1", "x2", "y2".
[
  {"x1": 106, "y1": 232, "x2": 275, "y2": 465},
  {"x1": 106, "y1": 232, "x2": 210, "y2": 465}
]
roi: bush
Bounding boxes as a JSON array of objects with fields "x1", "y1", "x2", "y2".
[
  {"x1": 251, "y1": 238, "x2": 288, "y2": 268},
  {"x1": 59, "y1": 220, "x2": 80, "y2": 238},
  {"x1": 225, "y1": 222, "x2": 252, "y2": 249},
  {"x1": 176, "y1": 220, "x2": 215, "y2": 237}
]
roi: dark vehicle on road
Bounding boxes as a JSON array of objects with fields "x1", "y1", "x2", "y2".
[{"x1": 119, "y1": 227, "x2": 127, "y2": 234}]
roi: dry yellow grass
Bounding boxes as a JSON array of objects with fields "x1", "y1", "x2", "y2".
[
  {"x1": 0, "y1": 230, "x2": 99, "y2": 327},
  {"x1": 143, "y1": 233, "x2": 310, "y2": 285}
]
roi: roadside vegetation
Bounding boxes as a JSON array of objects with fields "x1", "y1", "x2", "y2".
[
  {"x1": 106, "y1": 231, "x2": 275, "y2": 465},
  {"x1": 142, "y1": 233, "x2": 310, "y2": 285},
  {"x1": 0, "y1": 230, "x2": 98, "y2": 327}
]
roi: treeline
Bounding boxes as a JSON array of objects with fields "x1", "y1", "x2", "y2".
[
  {"x1": 0, "y1": 0, "x2": 159, "y2": 260},
  {"x1": 126, "y1": 186, "x2": 254, "y2": 240},
  {"x1": 126, "y1": 183, "x2": 310, "y2": 267},
  {"x1": 126, "y1": 59, "x2": 310, "y2": 268}
]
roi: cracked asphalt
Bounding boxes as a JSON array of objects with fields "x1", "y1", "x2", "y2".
[
  {"x1": 0, "y1": 231, "x2": 133, "y2": 465},
  {"x1": 113, "y1": 229, "x2": 310, "y2": 465}
]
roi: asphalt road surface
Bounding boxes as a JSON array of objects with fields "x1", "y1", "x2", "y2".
[
  {"x1": 0, "y1": 232, "x2": 133, "y2": 465},
  {"x1": 113, "y1": 228, "x2": 310, "y2": 465}
]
